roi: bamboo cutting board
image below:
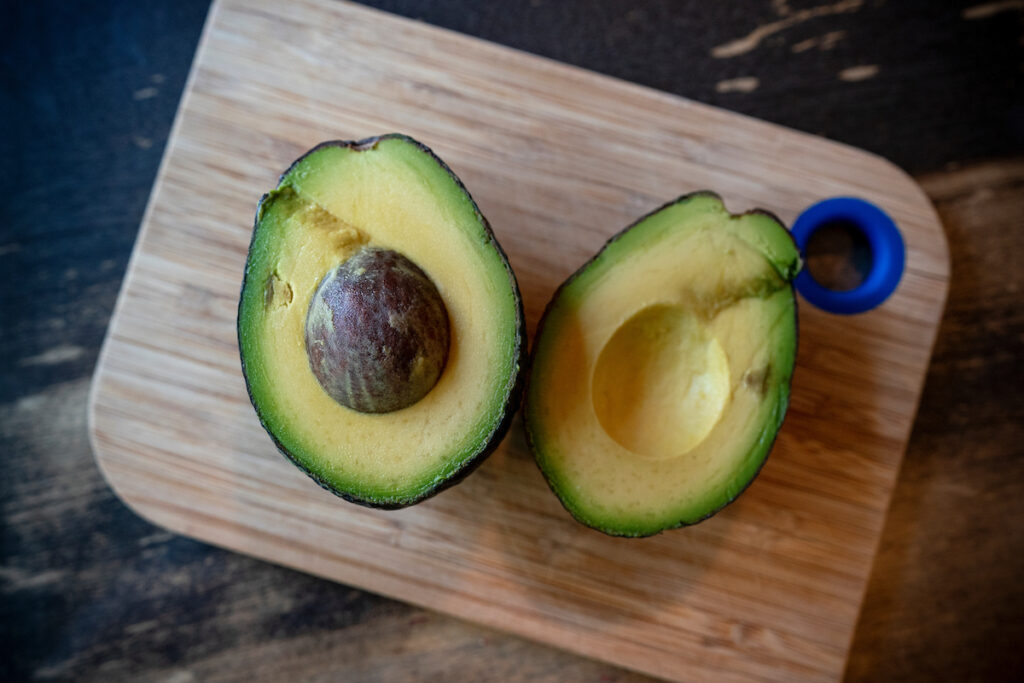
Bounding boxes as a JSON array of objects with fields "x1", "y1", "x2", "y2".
[{"x1": 89, "y1": 0, "x2": 950, "y2": 680}]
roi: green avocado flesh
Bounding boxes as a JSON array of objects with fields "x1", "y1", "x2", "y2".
[
  {"x1": 525, "y1": 192, "x2": 801, "y2": 536},
  {"x1": 238, "y1": 135, "x2": 525, "y2": 508}
]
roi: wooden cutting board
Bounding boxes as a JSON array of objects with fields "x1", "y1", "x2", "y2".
[{"x1": 89, "y1": 0, "x2": 950, "y2": 680}]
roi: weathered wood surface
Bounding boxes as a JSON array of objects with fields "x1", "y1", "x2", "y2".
[
  {"x1": 83, "y1": 0, "x2": 954, "y2": 680},
  {"x1": 3, "y1": 0, "x2": 1022, "y2": 681}
]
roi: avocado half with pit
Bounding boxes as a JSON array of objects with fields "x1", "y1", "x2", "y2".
[
  {"x1": 238, "y1": 135, "x2": 525, "y2": 508},
  {"x1": 524, "y1": 192, "x2": 801, "y2": 537}
]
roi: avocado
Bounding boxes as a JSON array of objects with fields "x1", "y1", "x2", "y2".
[
  {"x1": 238, "y1": 135, "x2": 526, "y2": 508},
  {"x1": 524, "y1": 192, "x2": 801, "y2": 537}
]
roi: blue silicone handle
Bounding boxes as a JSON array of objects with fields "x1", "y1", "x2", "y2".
[{"x1": 790, "y1": 197, "x2": 905, "y2": 315}]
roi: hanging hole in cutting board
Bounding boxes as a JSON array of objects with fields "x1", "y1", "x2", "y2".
[
  {"x1": 804, "y1": 219, "x2": 873, "y2": 291},
  {"x1": 790, "y1": 197, "x2": 905, "y2": 315}
]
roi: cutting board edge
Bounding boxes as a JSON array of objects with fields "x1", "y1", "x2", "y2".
[
  {"x1": 80, "y1": 441, "x2": 747, "y2": 683},
  {"x1": 86, "y1": 0, "x2": 223, "y2": 535},
  {"x1": 837, "y1": 248, "x2": 950, "y2": 680}
]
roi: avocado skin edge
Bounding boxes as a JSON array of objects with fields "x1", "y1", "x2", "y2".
[
  {"x1": 523, "y1": 191, "x2": 800, "y2": 537},
  {"x1": 237, "y1": 134, "x2": 528, "y2": 510}
]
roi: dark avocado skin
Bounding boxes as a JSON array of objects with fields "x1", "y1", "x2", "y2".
[
  {"x1": 523, "y1": 191, "x2": 799, "y2": 537},
  {"x1": 238, "y1": 134, "x2": 527, "y2": 509}
]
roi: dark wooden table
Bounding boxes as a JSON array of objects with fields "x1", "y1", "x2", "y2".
[{"x1": 3, "y1": 1, "x2": 1022, "y2": 680}]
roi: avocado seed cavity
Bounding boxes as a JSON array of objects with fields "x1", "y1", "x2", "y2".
[
  {"x1": 305, "y1": 247, "x2": 450, "y2": 414},
  {"x1": 591, "y1": 304, "x2": 730, "y2": 460}
]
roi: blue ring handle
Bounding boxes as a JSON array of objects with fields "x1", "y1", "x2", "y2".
[{"x1": 791, "y1": 197, "x2": 905, "y2": 315}]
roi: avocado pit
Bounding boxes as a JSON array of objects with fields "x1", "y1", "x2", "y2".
[{"x1": 305, "y1": 246, "x2": 450, "y2": 414}]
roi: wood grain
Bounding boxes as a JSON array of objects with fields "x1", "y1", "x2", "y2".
[
  {"x1": 87, "y1": 0, "x2": 949, "y2": 680},
  {"x1": 846, "y1": 158, "x2": 1024, "y2": 681}
]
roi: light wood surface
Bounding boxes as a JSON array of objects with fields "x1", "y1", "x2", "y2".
[{"x1": 88, "y1": 0, "x2": 949, "y2": 680}]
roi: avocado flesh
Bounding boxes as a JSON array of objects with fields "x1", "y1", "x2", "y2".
[
  {"x1": 238, "y1": 136, "x2": 525, "y2": 508},
  {"x1": 525, "y1": 192, "x2": 800, "y2": 537}
]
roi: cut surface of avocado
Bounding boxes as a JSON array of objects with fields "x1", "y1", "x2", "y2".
[
  {"x1": 238, "y1": 135, "x2": 525, "y2": 508},
  {"x1": 525, "y1": 192, "x2": 800, "y2": 536}
]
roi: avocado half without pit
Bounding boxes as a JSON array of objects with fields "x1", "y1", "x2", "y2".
[
  {"x1": 238, "y1": 135, "x2": 526, "y2": 508},
  {"x1": 524, "y1": 192, "x2": 801, "y2": 537}
]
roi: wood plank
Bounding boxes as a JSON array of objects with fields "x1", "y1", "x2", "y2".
[{"x1": 88, "y1": 0, "x2": 949, "y2": 680}]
